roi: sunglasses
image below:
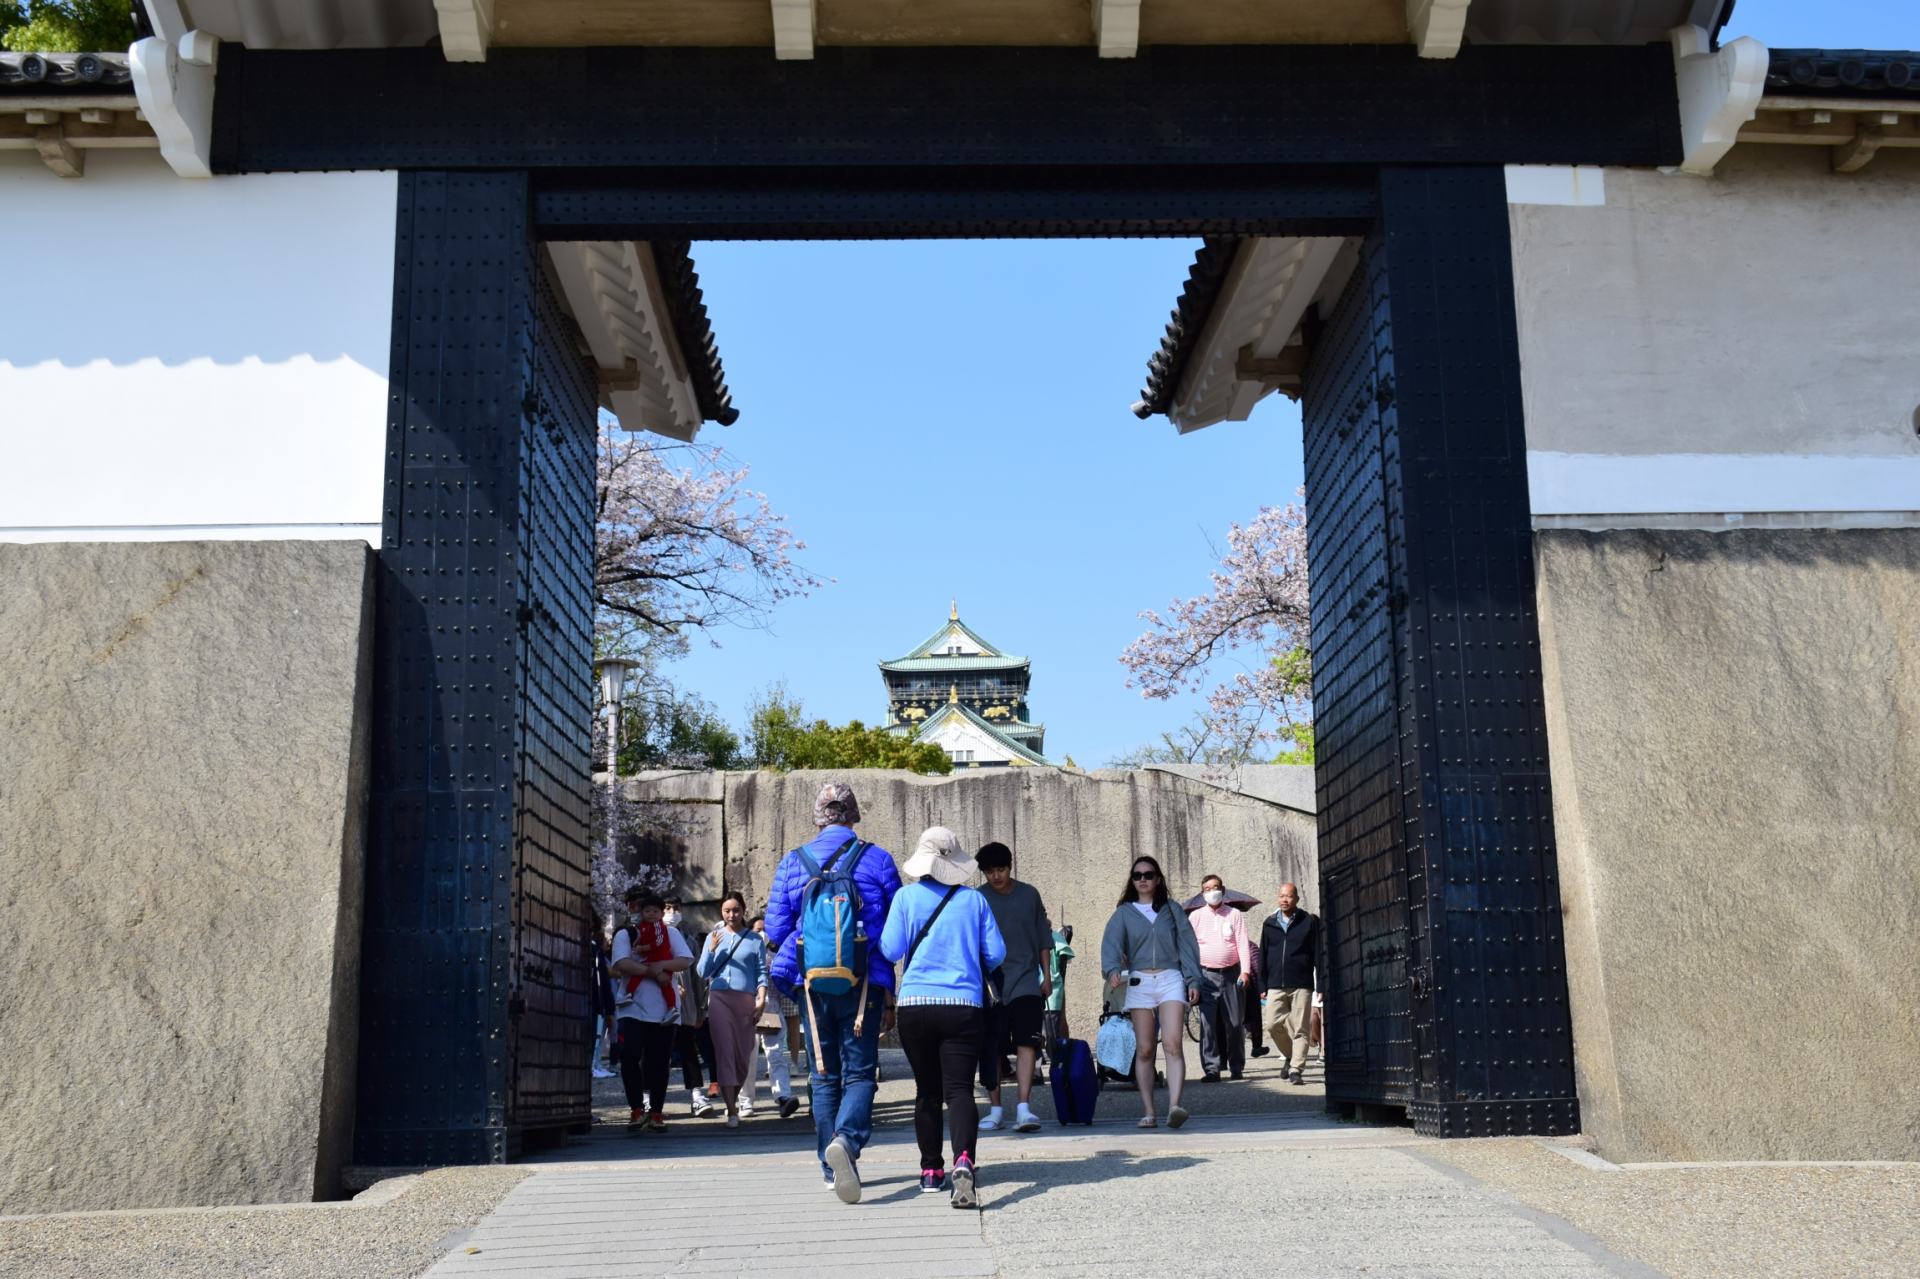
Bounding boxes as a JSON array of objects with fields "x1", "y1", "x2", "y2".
[{"x1": 1132, "y1": 870, "x2": 1160, "y2": 881}]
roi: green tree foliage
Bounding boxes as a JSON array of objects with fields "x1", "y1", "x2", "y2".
[
  {"x1": 2, "y1": 1, "x2": 136, "y2": 52},
  {"x1": 1271, "y1": 722, "x2": 1315, "y2": 766},
  {"x1": 747, "y1": 685, "x2": 952, "y2": 775},
  {"x1": 616, "y1": 693, "x2": 744, "y2": 773}
]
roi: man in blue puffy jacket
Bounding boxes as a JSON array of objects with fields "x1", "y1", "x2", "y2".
[{"x1": 764, "y1": 781, "x2": 902, "y2": 1203}]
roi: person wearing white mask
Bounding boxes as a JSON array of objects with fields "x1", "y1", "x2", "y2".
[
  {"x1": 1189, "y1": 874, "x2": 1251, "y2": 1082},
  {"x1": 879, "y1": 826, "x2": 1006, "y2": 1209}
]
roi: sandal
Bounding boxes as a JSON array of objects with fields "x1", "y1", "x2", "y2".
[{"x1": 1137, "y1": 1116, "x2": 1158, "y2": 1129}]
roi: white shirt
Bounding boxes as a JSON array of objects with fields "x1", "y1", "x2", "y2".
[
  {"x1": 1130, "y1": 902, "x2": 1158, "y2": 922},
  {"x1": 610, "y1": 924, "x2": 693, "y2": 1024}
]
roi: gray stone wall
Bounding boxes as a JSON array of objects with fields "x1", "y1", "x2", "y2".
[
  {"x1": 1535, "y1": 527, "x2": 1920, "y2": 1162},
  {"x1": 619, "y1": 767, "x2": 1317, "y2": 1037},
  {"x1": 0, "y1": 541, "x2": 373, "y2": 1213}
]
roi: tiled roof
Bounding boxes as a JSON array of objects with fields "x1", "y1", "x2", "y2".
[
  {"x1": 651, "y1": 240, "x2": 739, "y2": 427},
  {"x1": 1767, "y1": 49, "x2": 1920, "y2": 97},
  {"x1": 886, "y1": 614, "x2": 1012, "y2": 664},
  {"x1": 0, "y1": 52, "x2": 133, "y2": 92},
  {"x1": 1134, "y1": 237, "x2": 1242, "y2": 420},
  {"x1": 880, "y1": 655, "x2": 1030, "y2": 674}
]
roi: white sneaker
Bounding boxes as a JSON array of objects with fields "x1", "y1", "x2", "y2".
[
  {"x1": 690, "y1": 1093, "x2": 715, "y2": 1118},
  {"x1": 591, "y1": 1066, "x2": 616, "y2": 1079},
  {"x1": 739, "y1": 1100, "x2": 756, "y2": 1118},
  {"x1": 1014, "y1": 1105, "x2": 1041, "y2": 1133},
  {"x1": 979, "y1": 1109, "x2": 1004, "y2": 1131}
]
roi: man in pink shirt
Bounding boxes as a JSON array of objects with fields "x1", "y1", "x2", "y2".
[{"x1": 1190, "y1": 873, "x2": 1251, "y2": 1081}]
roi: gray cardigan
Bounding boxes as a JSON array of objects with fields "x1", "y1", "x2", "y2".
[{"x1": 1100, "y1": 902, "x2": 1203, "y2": 989}]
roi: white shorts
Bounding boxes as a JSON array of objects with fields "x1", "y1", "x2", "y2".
[{"x1": 1122, "y1": 969, "x2": 1188, "y2": 1011}]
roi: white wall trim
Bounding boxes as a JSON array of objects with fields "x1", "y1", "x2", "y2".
[
  {"x1": 1528, "y1": 452, "x2": 1920, "y2": 517},
  {"x1": 435, "y1": 0, "x2": 495, "y2": 62},
  {"x1": 128, "y1": 29, "x2": 218, "y2": 178},
  {"x1": 0, "y1": 523, "x2": 380, "y2": 545},
  {"x1": 1408, "y1": 0, "x2": 1472, "y2": 59},
  {"x1": 1669, "y1": 25, "x2": 1767, "y2": 177},
  {"x1": 771, "y1": 0, "x2": 816, "y2": 60},
  {"x1": 1092, "y1": 1, "x2": 1141, "y2": 59},
  {"x1": 1505, "y1": 165, "x2": 1606, "y2": 206}
]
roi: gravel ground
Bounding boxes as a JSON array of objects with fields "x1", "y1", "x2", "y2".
[
  {"x1": 0, "y1": 1167, "x2": 528, "y2": 1279},
  {"x1": 1424, "y1": 1139, "x2": 1920, "y2": 1279}
]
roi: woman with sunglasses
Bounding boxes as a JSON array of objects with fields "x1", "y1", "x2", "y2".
[{"x1": 1100, "y1": 855, "x2": 1203, "y2": 1128}]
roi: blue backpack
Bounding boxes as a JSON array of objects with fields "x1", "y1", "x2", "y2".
[{"x1": 795, "y1": 837, "x2": 871, "y2": 999}]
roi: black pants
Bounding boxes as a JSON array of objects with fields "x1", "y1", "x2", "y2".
[
  {"x1": 616, "y1": 1017, "x2": 676, "y2": 1114},
  {"x1": 1197, "y1": 966, "x2": 1244, "y2": 1075},
  {"x1": 897, "y1": 1004, "x2": 984, "y2": 1172},
  {"x1": 674, "y1": 1022, "x2": 713, "y2": 1091}
]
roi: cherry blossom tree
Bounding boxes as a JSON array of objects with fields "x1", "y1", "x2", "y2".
[
  {"x1": 595, "y1": 420, "x2": 821, "y2": 660},
  {"x1": 1117, "y1": 494, "x2": 1312, "y2": 764}
]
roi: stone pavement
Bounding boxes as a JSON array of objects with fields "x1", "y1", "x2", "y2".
[{"x1": 419, "y1": 1110, "x2": 1650, "y2": 1279}]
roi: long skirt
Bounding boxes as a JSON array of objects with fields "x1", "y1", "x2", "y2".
[{"x1": 708, "y1": 989, "x2": 760, "y2": 1088}]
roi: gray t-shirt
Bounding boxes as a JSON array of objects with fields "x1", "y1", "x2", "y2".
[{"x1": 982, "y1": 880, "x2": 1053, "y2": 1002}]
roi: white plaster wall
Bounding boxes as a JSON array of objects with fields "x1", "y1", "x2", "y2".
[
  {"x1": 1508, "y1": 149, "x2": 1920, "y2": 522},
  {"x1": 0, "y1": 154, "x2": 396, "y2": 544},
  {"x1": 922, "y1": 714, "x2": 1022, "y2": 765}
]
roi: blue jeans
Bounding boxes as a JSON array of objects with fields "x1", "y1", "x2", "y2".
[{"x1": 805, "y1": 986, "x2": 884, "y2": 1173}]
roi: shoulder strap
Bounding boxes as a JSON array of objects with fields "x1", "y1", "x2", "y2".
[
  {"x1": 795, "y1": 848, "x2": 822, "y2": 879},
  {"x1": 904, "y1": 885, "x2": 962, "y2": 976}
]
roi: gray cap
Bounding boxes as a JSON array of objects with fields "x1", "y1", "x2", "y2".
[{"x1": 813, "y1": 781, "x2": 861, "y2": 828}]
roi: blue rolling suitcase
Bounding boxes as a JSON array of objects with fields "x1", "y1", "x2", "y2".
[{"x1": 1049, "y1": 1038, "x2": 1098, "y2": 1126}]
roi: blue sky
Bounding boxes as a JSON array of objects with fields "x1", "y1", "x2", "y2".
[{"x1": 664, "y1": 0, "x2": 1911, "y2": 767}]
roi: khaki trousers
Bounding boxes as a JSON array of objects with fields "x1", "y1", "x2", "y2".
[{"x1": 1266, "y1": 986, "x2": 1313, "y2": 1072}]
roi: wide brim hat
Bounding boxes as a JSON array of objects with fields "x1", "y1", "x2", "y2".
[{"x1": 902, "y1": 826, "x2": 974, "y2": 887}]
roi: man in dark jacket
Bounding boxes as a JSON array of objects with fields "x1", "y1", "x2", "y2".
[{"x1": 1258, "y1": 882, "x2": 1323, "y2": 1086}]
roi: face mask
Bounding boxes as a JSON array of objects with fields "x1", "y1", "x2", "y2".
[
  {"x1": 662, "y1": 910, "x2": 682, "y2": 927},
  {"x1": 1203, "y1": 889, "x2": 1225, "y2": 907}
]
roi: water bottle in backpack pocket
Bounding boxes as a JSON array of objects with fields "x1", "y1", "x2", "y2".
[{"x1": 796, "y1": 837, "x2": 870, "y2": 997}]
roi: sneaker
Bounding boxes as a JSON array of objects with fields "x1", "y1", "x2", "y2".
[
  {"x1": 979, "y1": 1109, "x2": 1004, "y2": 1131},
  {"x1": 1201, "y1": 1071, "x2": 1221, "y2": 1083},
  {"x1": 1290, "y1": 1069, "x2": 1305, "y2": 1086},
  {"x1": 690, "y1": 1095, "x2": 716, "y2": 1119},
  {"x1": 1167, "y1": 1106, "x2": 1189, "y2": 1129},
  {"x1": 592, "y1": 1066, "x2": 617, "y2": 1079},
  {"x1": 739, "y1": 1100, "x2": 756, "y2": 1118},
  {"x1": 949, "y1": 1155, "x2": 977, "y2": 1210},
  {"x1": 706, "y1": 1082, "x2": 722, "y2": 1099},
  {"x1": 648, "y1": 1111, "x2": 666, "y2": 1131},
  {"x1": 1013, "y1": 1106, "x2": 1040, "y2": 1133},
  {"x1": 919, "y1": 1169, "x2": 948, "y2": 1193},
  {"x1": 1230, "y1": 1069, "x2": 1244, "y2": 1081},
  {"x1": 626, "y1": 1107, "x2": 646, "y2": 1135},
  {"x1": 726, "y1": 1112, "x2": 740, "y2": 1129},
  {"x1": 1251, "y1": 1046, "x2": 1271, "y2": 1058},
  {"x1": 778, "y1": 1096, "x2": 801, "y2": 1120},
  {"x1": 823, "y1": 1171, "x2": 837, "y2": 1192},
  {"x1": 825, "y1": 1135, "x2": 862, "y2": 1204}
]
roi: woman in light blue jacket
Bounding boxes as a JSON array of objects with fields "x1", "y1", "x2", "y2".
[
  {"x1": 1100, "y1": 854, "x2": 1202, "y2": 1129},
  {"x1": 698, "y1": 891, "x2": 767, "y2": 1128},
  {"x1": 879, "y1": 826, "x2": 1006, "y2": 1209}
]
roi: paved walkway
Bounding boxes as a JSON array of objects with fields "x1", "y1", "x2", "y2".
[{"x1": 420, "y1": 1111, "x2": 1651, "y2": 1279}]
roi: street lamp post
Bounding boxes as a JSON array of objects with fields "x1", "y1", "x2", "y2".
[{"x1": 592, "y1": 657, "x2": 640, "y2": 922}]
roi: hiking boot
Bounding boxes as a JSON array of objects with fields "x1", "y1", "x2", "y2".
[
  {"x1": 825, "y1": 1135, "x2": 861, "y2": 1204},
  {"x1": 949, "y1": 1155, "x2": 977, "y2": 1209},
  {"x1": 919, "y1": 1168, "x2": 948, "y2": 1194},
  {"x1": 778, "y1": 1096, "x2": 801, "y2": 1120}
]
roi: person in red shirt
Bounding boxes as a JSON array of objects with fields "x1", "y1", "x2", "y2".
[{"x1": 1189, "y1": 873, "x2": 1251, "y2": 1081}]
